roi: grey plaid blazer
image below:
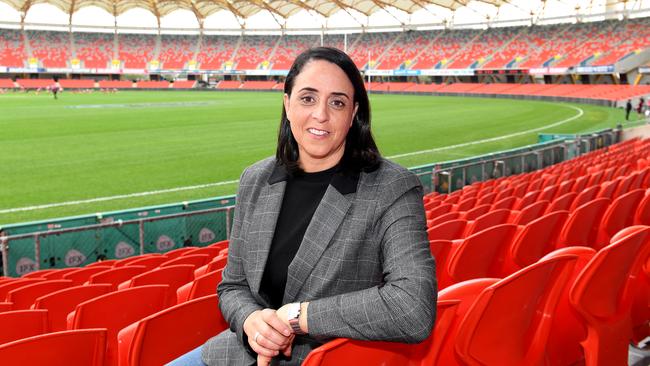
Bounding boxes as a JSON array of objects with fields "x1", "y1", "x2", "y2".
[{"x1": 202, "y1": 157, "x2": 437, "y2": 365}]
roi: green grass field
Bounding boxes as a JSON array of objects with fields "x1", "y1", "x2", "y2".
[{"x1": 0, "y1": 90, "x2": 634, "y2": 225}]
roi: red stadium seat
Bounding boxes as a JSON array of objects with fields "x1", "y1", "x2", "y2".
[
  {"x1": 86, "y1": 266, "x2": 148, "y2": 290},
  {"x1": 194, "y1": 256, "x2": 227, "y2": 278},
  {"x1": 176, "y1": 269, "x2": 223, "y2": 303},
  {"x1": 569, "y1": 226, "x2": 650, "y2": 366},
  {"x1": 558, "y1": 198, "x2": 610, "y2": 248},
  {"x1": 68, "y1": 285, "x2": 169, "y2": 366},
  {"x1": 113, "y1": 254, "x2": 162, "y2": 268},
  {"x1": 491, "y1": 196, "x2": 517, "y2": 210},
  {"x1": 510, "y1": 200, "x2": 549, "y2": 225},
  {"x1": 454, "y1": 255, "x2": 577, "y2": 366},
  {"x1": 0, "y1": 329, "x2": 107, "y2": 366},
  {"x1": 62, "y1": 266, "x2": 113, "y2": 286},
  {"x1": 22, "y1": 269, "x2": 57, "y2": 278},
  {"x1": 0, "y1": 278, "x2": 46, "y2": 302},
  {"x1": 506, "y1": 210, "x2": 569, "y2": 273},
  {"x1": 40, "y1": 268, "x2": 79, "y2": 279},
  {"x1": 159, "y1": 254, "x2": 210, "y2": 270},
  {"x1": 0, "y1": 302, "x2": 12, "y2": 313},
  {"x1": 435, "y1": 278, "x2": 501, "y2": 365},
  {"x1": 181, "y1": 246, "x2": 222, "y2": 259},
  {"x1": 595, "y1": 189, "x2": 645, "y2": 248},
  {"x1": 464, "y1": 209, "x2": 511, "y2": 237},
  {"x1": 118, "y1": 265, "x2": 195, "y2": 306},
  {"x1": 570, "y1": 185, "x2": 600, "y2": 211},
  {"x1": 207, "y1": 240, "x2": 228, "y2": 251},
  {"x1": 445, "y1": 224, "x2": 519, "y2": 285},
  {"x1": 116, "y1": 255, "x2": 169, "y2": 271},
  {"x1": 546, "y1": 192, "x2": 577, "y2": 214},
  {"x1": 461, "y1": 204, "x2": 491, "y2": 221},
  {"x1": 117, "y1": 295, "x2": 229, "y2": 366},
  {"x1": 0, "y1": 309, "x2": 49, "y2": 345},
  {"x1": 33, "y1": 284, "x2": 112, "y2": 332},
  {"x1": 427, "y1": 219, "x2": 467, "y2": 241},
  {"x1": 87, "y1": 260, "x2": 119, "y2": 267},
  {"x1": 634, "y1": 190, "x2": 650, "y2": 225},
  {"x1": 5, "y1": 280, "x2": 73, "y2": 310},
  {"x1": 163, "y1": 247, "x2": 197, "y2": 260}
]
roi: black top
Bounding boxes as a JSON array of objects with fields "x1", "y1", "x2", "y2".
[{"x1": 260, "y1": 164, "x2": 338, "y2": 309}]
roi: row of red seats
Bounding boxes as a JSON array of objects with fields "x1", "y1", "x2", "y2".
[
  {"x1": 303, "y1": 225, "x2": 650, "y2": 366},
  {"x1": 0, "y1": 240, "x2": 229, "y2": 365}
]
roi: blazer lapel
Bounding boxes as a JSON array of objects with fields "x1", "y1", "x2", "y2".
[
  {"x1": 283, "y1": 182, "x2": 355, "y2": 303},
  {"x1": 247, "y1": 179, "x2": 286, "y2": 295}
]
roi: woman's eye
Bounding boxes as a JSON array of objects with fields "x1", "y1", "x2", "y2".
[
  {"x1": 300, "y1": 96, "x2": 315, "y2": 104},
  {"x1": 330, "y1": 100, "x2": 345, "y2": 108}
]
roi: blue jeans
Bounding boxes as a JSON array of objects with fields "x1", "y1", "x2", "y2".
[{"x1": 166, "y1": 346, "x2": 207, "y2": 366}]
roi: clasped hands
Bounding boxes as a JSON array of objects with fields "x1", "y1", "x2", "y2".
[{"x1": 243, "y1": 304, "x2": 298, "y2": 366}]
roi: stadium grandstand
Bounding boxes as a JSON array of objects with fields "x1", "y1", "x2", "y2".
[{"x1": 1, "y1": 0, "x2": 650, "y2": 365}]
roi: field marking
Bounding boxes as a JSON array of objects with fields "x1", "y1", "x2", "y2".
[
  {"x1": 1, "y1": 104, "x2": 584, "y2": 215},
  {"x1": 0, "y1": 180, "x2": 239, "y2": 214},
  {"x1": 387, "y1": 105, "x2": 584, "y2": 159}
]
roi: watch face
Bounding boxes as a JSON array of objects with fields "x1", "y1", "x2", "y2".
[{"x1": 287, "y1": 303, "x2": 300, "y2": 319}]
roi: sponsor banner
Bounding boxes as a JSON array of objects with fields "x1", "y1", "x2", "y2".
[
  {"x1": 46, "y1": 68, "x2": 73, "y2": 73},
  {"x1": 529, "y1": 68, "x2": 547, "y2": 75},
  {"x1": 548, "y1": 67, "x2": 569, "y2": 74},
  {"x1": 244, "y1": 69, "x2": 270, "y2": 76},
  {"x1": 269, "y1": 70, "x2": 289, "y2": 76},
  {"x1": 475, "y1": 69, "x2": 530, "y2": 75},
  {"x1": 393, "y1": 69, "x2": 421, "y2": 76},
  {"x1": 366, "y1": 69, "x2": 394, "y2": 76},
  {"x1": 123, "y1": 68, "x2": 146, "y2": 74},
  {"x1": 95, "y1": 68, "x2": 117, "y2": 74},
  {"x1": 576, "y1": 65, "x2": 614, "y2": 74},
  {"x1": 639, "y1": 67, "x2": 650, "y2": 74},
  {"x1": 0, "y1": 66, "x2": 7, "y2": 73},
  {"x1": 9, "y1": 67, "x2": 44, "y2": 73},
  {"x1": 420, "y1": 69, "x2": 475, "y2": 76}
]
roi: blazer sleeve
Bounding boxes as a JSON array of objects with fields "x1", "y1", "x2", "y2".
[
  {"x1": 306, "y1": 170, "x2": 437, "y2": 343},
  {"x1": 217, "y1": 166, "x2": 264, "y2": 348}
]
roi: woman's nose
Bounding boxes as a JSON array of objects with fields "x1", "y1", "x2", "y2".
[{"x1": 311, "y1": 101, "x2": 329, "y2": 122}]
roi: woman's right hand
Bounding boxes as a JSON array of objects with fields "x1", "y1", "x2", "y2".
[{"x1": 243, "y1": 309, "x2": 293, "y2": 358}]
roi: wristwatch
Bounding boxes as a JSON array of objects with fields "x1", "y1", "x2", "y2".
[{"x1": 287, "y1": 302, "x2": 306, "y2": 335}]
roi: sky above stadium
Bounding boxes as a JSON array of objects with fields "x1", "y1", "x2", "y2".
[{"x1": 0, "y1": 0, "x2": 649, "y2": 31}]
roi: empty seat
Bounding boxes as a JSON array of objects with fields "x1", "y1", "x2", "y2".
[
  {"x1": 427, "y1": 211, "x2": 460, "y2": 228},
  {"x1": 22, "y1": 269, "x2": 57, "y2": 278},
  {"x1": 546, "y1": 192, "x2": 577, "y2": 214},
  {"x1": 5, "y1": 280, "x2": 73, "y2": 310},
  {"x1": 595, "y1": 189, "x2": 645, "y2": 248},
  {"x1": 569, "y1": 226, "x2": 650, "y2": 366},
  {"x1": 62, "y1": 266, "x2": 112, "y2": 286},
  {"x1": 87, "y1": 260, "x2": 119, "y2": 267},
  {"x1": 194, "y1": 256, "x2": 227, "y2": 278},
  {"x1": 117, "y1": 295, "x2": 229, "y2": 366},
  {"x1": 464, "y1": 209, "x2": 511, "y2": 237},
  {"x1": 121, "y1": 255, "x2": 169, "y2": 271},
  {"x1": 506, "y1": 210, "x2": 569, "y2": 273},
  {"x1": 454, "y1": 255, "x2": 577, "y2": 366},
  {"x1": 159, "y1": 254, "x2": 210, "y2": 270},
  {"x1": 118, "y1": 265, "x2": 195, "y2": 306},
  {"x1": 86, "y1": 266, "x2": 147, "y2": 290},
  {"x1": 510, "y1": 200, "x2": 549, "y2": 226},
  {"x1": 180, "y1": 246, "x2": 222, "y2": 259},
  {"x1": 113, "y1": 254, "x2": 163, "y2": 268},
  {"x1": 0, "y1": 302, "x2": 12, "y2": 313},
  {"x1": 558, "y1": 198, "x2": 610, "y2": 248},
  {"x1": 569, "y1": 185, "x2": 600, "y2": 211},
  {"x1": 40, "y1": 268, "x2": 79, "y2": 280},
  {"x1": 162, "y1": 247, "x2": 196, "y2": 260},
  {"x1": 461, "y1": 204, "x2": 491, "y2": 221},
  {"x1": 0, "y1": 328, "x2": 107, "y2": 366},
  {"x1": 33, "y1": 284, "x2": 112, "y2": 332},
  {"x1": 443, "y1": 224, "x2": 519, "y2": 287},
  {"x1": 176, "y1": 270, "x2": 223, "y2": 303},
  {"x1": 427, "y1": 219, "x2": 467, "y2": 241},
  {"x1": 0, "y1": 309, "x2": 49, "y2": 345},
  {"x1": 68, "y1": 285, "x2": 169, "y2": 366},
  {"x1": 0, "y1": 278, "x2": 46, "y2": 302},
  {"x1": 491, "y1": 196, "x2": 517, "y2": 211}
]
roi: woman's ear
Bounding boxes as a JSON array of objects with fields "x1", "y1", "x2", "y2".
[
  {"x1": 283, "y1": 93, "x2": 290, "y2": 113},
  {"x1": 351, "y1": 103, "x2": 359, "y2": 127}
]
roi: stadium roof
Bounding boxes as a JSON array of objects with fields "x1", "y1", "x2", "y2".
[{"x1": 0, "y1": 0, "x2": 617, "y2": 21}]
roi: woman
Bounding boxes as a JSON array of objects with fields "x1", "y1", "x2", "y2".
[{"x1": 173, "y1": 46, "x2": 436, "y2": 366}]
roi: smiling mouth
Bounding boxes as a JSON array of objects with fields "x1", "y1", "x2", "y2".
[{"x1": 308, "y1": 128, "x2": 329, "y2": 136}]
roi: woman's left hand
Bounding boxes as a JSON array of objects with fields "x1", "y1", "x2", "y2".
[{"x1": 257, "y1": 334, "x2": 295, "y2": 366}]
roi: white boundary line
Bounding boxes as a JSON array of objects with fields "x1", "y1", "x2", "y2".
[{"x1": 1, "y1": 104, "x2": 584, "y2": 215}]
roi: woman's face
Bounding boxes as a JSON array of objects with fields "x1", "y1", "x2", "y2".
[{"x1": 284, "y1": 59, "x2": 358, "y2": 172}]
